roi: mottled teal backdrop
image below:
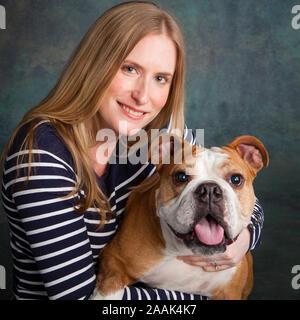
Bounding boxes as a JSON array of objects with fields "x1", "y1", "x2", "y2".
[{"x1": 0, "y1": 0, "x2": 299, "y2": 299}]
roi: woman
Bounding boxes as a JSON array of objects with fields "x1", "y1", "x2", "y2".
[{"x1": 0, "y1": 1, "x2": 264, "y2": 300}]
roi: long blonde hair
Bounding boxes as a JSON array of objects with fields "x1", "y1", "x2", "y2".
[{"x1": 0, "y1": 1, "x2": 186, "y2": 227}]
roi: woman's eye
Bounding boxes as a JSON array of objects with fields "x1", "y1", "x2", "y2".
[
  {"x1": 174, "y1": 172, "x2": 188, "y2": 183},
  {"x1": 230, "y1": 174, "x2": 244, "y2": 187},
  {"x1": 156, "y1": 75, "x2": 166, "y2": 84},
  {"x1": 123, "y1": 65, "x2": 137, "y2": 74}
]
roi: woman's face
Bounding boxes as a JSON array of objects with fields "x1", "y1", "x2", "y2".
[{"x1": 98, "y1": 33, "x2": 177, "y2": 136}]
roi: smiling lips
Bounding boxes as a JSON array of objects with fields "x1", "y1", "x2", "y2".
[{"x1": 117, "y1": 101, "x2": 148, "y2": 120}]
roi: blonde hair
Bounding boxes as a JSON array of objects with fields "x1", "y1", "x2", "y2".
[{"x1": 0, "y1": 1, "x2": 186, "y2": 228}]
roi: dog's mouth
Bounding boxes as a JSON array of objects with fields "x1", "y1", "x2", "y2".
[{"x1": 168, "y1": 214, "x2": 236, "y2": 250}]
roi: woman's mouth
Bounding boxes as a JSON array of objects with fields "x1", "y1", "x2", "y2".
[{"x1": 117, "y1": 101, "x2": 147, "y2": 120}]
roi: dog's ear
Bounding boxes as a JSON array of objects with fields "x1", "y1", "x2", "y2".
[{"x1": 227, "y1": 135, "x2": 269, "y2": 172}]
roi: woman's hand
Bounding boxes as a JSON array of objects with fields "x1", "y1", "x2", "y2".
[{"x1": 177, "y1": 227, "x2": 251, "y2": 272}]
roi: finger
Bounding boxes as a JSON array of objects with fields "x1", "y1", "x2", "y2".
[
  {"x1": 177, "y1": 255, "x2": 213, "y2": 263},
  {"x1": 202, "y1": 264, "x2": 229, "y2": 272},
  {"x1": 177, "y1": 257, "x2": 208, "y2": 267}
]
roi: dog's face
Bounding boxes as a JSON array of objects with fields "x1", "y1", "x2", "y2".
[{"x1": 154, "y1": 135, "x2": 268, "y2": 256}]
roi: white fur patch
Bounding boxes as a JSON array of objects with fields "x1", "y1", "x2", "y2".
[
  {"x1": 141, "y1": 253, "x2": 236, "y2": 297},
  {"x1": 91, "y1": 288, "x2": 124, "y2": 300}
]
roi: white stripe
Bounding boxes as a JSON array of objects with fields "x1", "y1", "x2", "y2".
[
  {"x1": 84, "y1": 217, "x2": 117, "y2": 226},
  {"x1": 11, "y1": 251, "x2": 34, "y2": 263},
  {"x1": 110, "y1": 204, "x2": 116, "y2": 212},
  {"x1": 183, "y1": 126, "x2": 188, "y2": 140},
  {"x1": 147, "y1": 165, "x2": 157, "y2": 178},
  {"x1": 35, "y1": 239, "x2": 90, "y2": 261},
  {"x1": 6, "y1": 218, "x2": 26, "y2": 234},
  {"x1": 49, "y1": 274, "x2": 96, "y2": 300},
  {"x1": 2, "y1": 201, "x2": 18, "y2": 212},
  {"x1": 5, "y1": 175, "x2": 76, "y2": 189},
  {"x1": 170, "y1": 290, "x2": 177, "y2": 300},
  {"x1": 14, "y1": 294, "x2": 36, "y2": 300},
  {"x1": 141, "y1": 288, "x2": 151, "y2": 300},
  {"x1": 125, "y1": 286, "x2": 131, "y2": 300},
  {"x1": 165, "y1": 289, "x2": 171, "y2": 300},
  {"x1": 18, "y1": 288, "x2": 47, "y2": 296},
  {"x1": 13, "y1": 264, "x2": 39, "y2": 275},
  {"x1": 22, "y1": 206, "x2": 75, "y2": 223},
  {"x1": 115, "y1": 208, "x2": 125, "y2": 216},
  {"x1": 84, "y1": 218, "x2": 102, "y2": 225},
  {"x1": 6, "y1": 148, "x2": 76, "y2": 176},
  {"x1": 30, "y1": 226, "x2": 87, "y2": 248},
  {"x1": 87, "y1": 229, "x2": 116, "y2": 237},
  {"x1": 90, "y1": 244, "x2": 106, "y2": 250},
  {"x1": 11, "y1": 231, "x2": 31, "y2": 248},
  {"x1": 20, "y1": 279, "x2": 44, "y2": 286},
  {"x1": 6, "y1": 213, "x2": 19, "y2": 222},
  {"x1": 4, "y1": 162, "x2": 67, "y2": 175},
  {"x1": 39, "y1": 251, "x2": 92, "y2": 274},
  {"x1": 154, "y1": 289, "x2": 161, "y2": 300},
  {"x1": 13, "y1": 186, "x2": 74, "y2": 198},
  {"x1": 10, "y1": 240, "x2": 31, "y2": 256},
  {"x1": 137, "y1": 288, "x2": 142, "y2": 300},
  {"x1": 153, "y1": 289, "x2": 161, "y2": 300},
  {"x1": 16, "y1": 193, "x2": 74, "y2": 210},
  {"x1": 1, "y1": 190, "x2": 14, "y2": 203},
  {"x1": 250, "y1": 223, "x2": 256, "y2": 250},
  {"x1": 108, "y1": 190, "x2": 116, "y2": 201},
  {"x1": 26, "y1": 216, "x2": 82, "y2": 236},
  {"x1": 115, "y1": 164, "x2": 148, "y2": 191},
  {"x1": 116, "y1": 191, "x2": 131, "y2": 203},
  {"x1": 45, "y1": 263, "x2": 94, "y2": 288}
]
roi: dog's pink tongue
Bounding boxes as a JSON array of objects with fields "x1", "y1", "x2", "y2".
[{"x1": 194, "y1": 217, "x2": 224, "y2": 245}]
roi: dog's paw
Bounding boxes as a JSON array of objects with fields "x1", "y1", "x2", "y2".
[{"x1": 90, "y1": 287, "x2": 124, "y2": 300}]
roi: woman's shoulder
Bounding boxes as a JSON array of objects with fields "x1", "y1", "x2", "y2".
[{"x1": 9, "y1": 120, "x2": 75, "y2": 170}]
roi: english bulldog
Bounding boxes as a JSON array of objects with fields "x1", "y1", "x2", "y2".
[{"x1": 93, "y1": 135, "x2": 268, "y2": 300}]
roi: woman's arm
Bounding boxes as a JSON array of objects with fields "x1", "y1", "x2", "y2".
[{"x1": 3, "y1": 125, "x2": 97, "y2": 299}]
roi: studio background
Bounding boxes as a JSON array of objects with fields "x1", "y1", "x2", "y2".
[{"x1": 0, "y1": 0, "x2": 299, "y2": 299}]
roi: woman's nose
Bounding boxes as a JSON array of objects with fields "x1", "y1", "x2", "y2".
[{"x1": 131, "y1": 78, "x2": 149, "y2": 105}]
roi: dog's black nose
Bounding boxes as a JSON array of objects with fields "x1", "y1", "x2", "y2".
[{"x1": 195, "y1": 183, "x2": 223, "y2": 203}]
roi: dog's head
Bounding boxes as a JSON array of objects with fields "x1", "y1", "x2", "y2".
[{"x1": 151, "y1": 134, "x2": 268, "y2": 256}]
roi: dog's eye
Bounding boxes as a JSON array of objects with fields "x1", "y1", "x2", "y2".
[
  {"x1": 174, "y1": 172, "x2": 189, "y2": 183},
  {"x1": 230, "y1": 174, "x2": 244, "y2": 187}
]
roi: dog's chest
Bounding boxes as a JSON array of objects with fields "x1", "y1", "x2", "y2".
[{"x1": 140, "y1": 256, "x2": 236, "y2": 297}]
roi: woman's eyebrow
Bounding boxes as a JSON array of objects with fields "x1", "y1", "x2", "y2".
[{"x1": 123, "y1": 59, "x2": 174, "y2": 77}]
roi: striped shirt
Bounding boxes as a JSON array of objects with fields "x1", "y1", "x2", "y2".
[{"x1": 1, "y1": 121, "x2": 264, "y2": 300}]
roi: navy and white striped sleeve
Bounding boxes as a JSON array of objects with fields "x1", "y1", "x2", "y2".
[
  {"x1": 3, "y1": 126, "x2": 96, "y2": 299},
  {"x1": 247, "y1": 198, "x2": 264, "y2": 251},
  {"x1": 122, "y1": 286, "x2": 208, "y2": 300}
]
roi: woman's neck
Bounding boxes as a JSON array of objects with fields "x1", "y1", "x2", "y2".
[{"x1": 88, "y1": 139, "x2": 117, "y2": 177}]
